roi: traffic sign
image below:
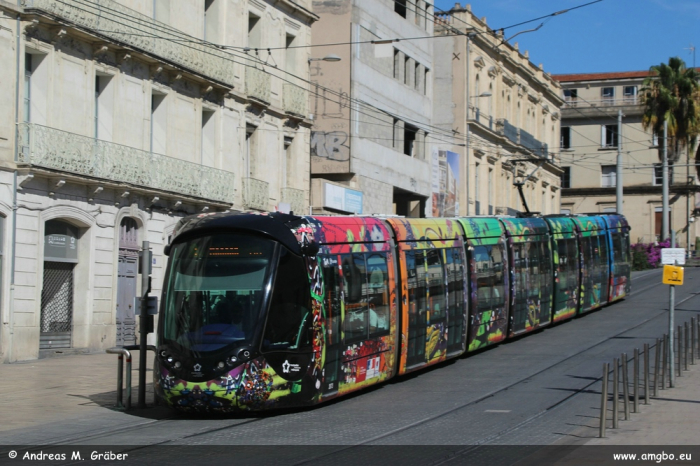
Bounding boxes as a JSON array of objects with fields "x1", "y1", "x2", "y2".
[
  {"x1": 661, "y1": 248, "x2": 686, "y2": 265},
  {"x1": 662, "y1": 265, "x2": 684, "y2": 285}
]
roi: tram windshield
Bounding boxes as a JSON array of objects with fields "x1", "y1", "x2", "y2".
[{"x1": 161, "y1": 233, "x2": 276, "y2": 353}]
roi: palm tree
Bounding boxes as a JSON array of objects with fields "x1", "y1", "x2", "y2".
[{"x1": 640, "y1": 57, "x2": 700, "y2": 174}]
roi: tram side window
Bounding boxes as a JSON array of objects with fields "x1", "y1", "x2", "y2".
[
  {"x1": 426, "y1": 249, "x2": 446, "y2": 321},
  {"x1": 446, "y1": 248, "x2": 465, "y2": 347},
  {"x1": 321, "y1": 255, "x2": 342, "y2": 345},
  {"x1": 262, "y1": 250, "x2": 311, "y2": 351},
  {"x1": 557, "y1": 238, "x2": 577, "y2": 292},
  {"x1": 538, "y1": 240, "x2": 553, "y2": 307},
  {"x1": 473, "y1": 244, "x2": 506, "y2": 312},
  {"x1": 343, "y1": 252, "x2": 391, "y2": 342}
]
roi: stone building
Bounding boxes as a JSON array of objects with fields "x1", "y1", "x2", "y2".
[
  {"x1": 553, "y1": 71, "x2": 698, "y2": 247},
  {"x1": 433, "y1": 4, "x2": 563, "y2": 217},
  {"x1": 0, "y1": 0, "x2": 317, "y2": 362},
  {"x1": 309, "y1": 0, "x2": 435, "y2": 217}
]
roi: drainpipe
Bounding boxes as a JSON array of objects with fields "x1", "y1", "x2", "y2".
[{"x1": 9, "y1": 9, "x2": 21, "y2": 362}]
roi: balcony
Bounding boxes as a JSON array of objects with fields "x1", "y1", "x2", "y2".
[
  {"x1": 246, "y1": 67, "x2": 271, "y2": 104},
  {"x1": 495, "y1": 118, "x2": 548, "y2": 158},
  {"x1": 243, "y1": 177, "x2": 269, "y2": 211},
  {"x1": 18, "y1": 123, "x2": 235, "y2": 203},
  {"x1": 283, "y1": 84, "x2": 307, "y2": 117},
  {"x1": 281, "y1": 187, "x2": 305, "y2": 215},
  {"x1": 24, "y1": 0, "x2": 236, "y2": 87}
]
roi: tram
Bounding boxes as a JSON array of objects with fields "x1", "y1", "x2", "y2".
[{"x1": 154, "y1": 212, "x2": 631, "y2": 411}]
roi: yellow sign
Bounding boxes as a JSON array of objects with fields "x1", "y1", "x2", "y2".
[{"x1": 663, "y1": 265, "x2": 684, "y2": 285}]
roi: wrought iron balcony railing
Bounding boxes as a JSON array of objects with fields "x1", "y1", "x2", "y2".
[
  {"x1": 18, "y1": 123, "x2": 235, "y2": 203},
  {"x1": 246, "y1": 67, "x2": 271, "y2": 104},
  {"x1": 242, "y1": 177, "x2": 269, "y2": 211},
  {"x1": 23, "y1": 0, "x2": 237, "y2": 87},
  {"x1": 283, "y1": 84, "x2": 307, "y2": 117},
  {"x1": 281, "y1": 187, "x2": 305, "y2": 215}
]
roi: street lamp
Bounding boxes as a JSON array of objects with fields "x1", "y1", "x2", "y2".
[{"x1": 308, "y1": 54, "x2": 342, "y2": 63}]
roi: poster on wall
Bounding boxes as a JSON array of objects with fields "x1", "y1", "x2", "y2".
[{"x1": 431, "y1": 149, "x2": 459, "y2": 217}]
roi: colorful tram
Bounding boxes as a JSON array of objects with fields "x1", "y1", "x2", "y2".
[{"x1": 154, "y1": 212, "x2": 631, "y2": 411}]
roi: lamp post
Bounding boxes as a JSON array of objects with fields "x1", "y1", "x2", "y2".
[{"x1": 308, "y1": 54, "x2": 341, "y2": 215}]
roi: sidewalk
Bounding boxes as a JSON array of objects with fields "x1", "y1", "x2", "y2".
[{"x1": 585, "y1": 357, "x2": 700, "y2": 445}]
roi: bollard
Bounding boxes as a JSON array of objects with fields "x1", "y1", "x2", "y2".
[
  {"x1": 678, "y1": 325, "x2": 682, "y2": 377},
  {"x1": 622, "y1": 354, "x2": 630, "y2": 420},
  {"x1": 633, "y1": 348, "x2": 639, "y2": 413},
  {"x1": 685, "y1": 322, "x2": 689, "y2": 371},
  {"x1": 600, "y1": 362, "x2": 609, "y2": 438},
  {"x1": 613, "y1": 358, "x2": 619, "y2": 429},
  {"x1": 644, "y1": 343, "x2": 650, "y2": 405},
  {"x1": 654, "y1": 338, "x2": 661, "y2": 396},
  {"x1": 662, "y1": 334, "x2": 668, "y2": 389}
]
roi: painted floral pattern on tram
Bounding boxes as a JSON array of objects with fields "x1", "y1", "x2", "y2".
[{"x1": 545, "y1": 217, "x2": 579, "y2": 323}]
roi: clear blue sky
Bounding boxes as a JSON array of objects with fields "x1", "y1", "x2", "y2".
[{"x1": 433, "y1": 0, "x2": 700, "y2": 75}]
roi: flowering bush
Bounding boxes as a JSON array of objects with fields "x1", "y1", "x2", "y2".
[{"x1": 631, "y1": 240, "x2": 670, "y2": 270}]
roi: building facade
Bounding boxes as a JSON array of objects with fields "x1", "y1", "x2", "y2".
[
  {"x1": 0, "y1": 0, "x2": 317, "y2": 362},
  {"x1": 553, "y1": 71, "x2": 698, "y2": 247},
  {"x1": 434, "y1": 4, "x2": 563, "y2": 218},
  {"x1": 309, "y1": 0, "x2": 435, "y2": 217}
]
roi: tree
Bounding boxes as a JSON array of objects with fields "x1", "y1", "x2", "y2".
[{"x1": 640, "y1": 57, "x2": 700, "y2": 175}]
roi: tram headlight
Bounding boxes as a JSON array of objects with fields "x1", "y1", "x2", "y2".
[
  {"x1": 166, "y1": 356, "x2": 174, "y2": 364},
  {"x1": 227, "y1": 356, "x2": 238, "y2": 366},
  {"x1": 173, "y1": 361, "x2": 182, "y2": 369},
  {"x1": 217, "y1": 361, "x2": 225, "y2": 370}
]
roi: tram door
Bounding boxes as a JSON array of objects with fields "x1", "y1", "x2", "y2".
[
  {"x1": 116, "y1": 218, "x2": 138, "y2": 346},
  {"x1": 40, "y1": 220, "x2": 79, "y2": 350}
]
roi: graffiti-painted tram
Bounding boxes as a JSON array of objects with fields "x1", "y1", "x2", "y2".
[{"x1": 154, "y1": 212, "x2": 630, "y2": 411}]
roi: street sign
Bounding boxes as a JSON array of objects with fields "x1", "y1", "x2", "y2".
[
  {"x1": 661, "y1": 248, "x2": 686, "y2": 265},
  {"x1": 662, "y1": 265, "x2": 684, "y2": 285}
]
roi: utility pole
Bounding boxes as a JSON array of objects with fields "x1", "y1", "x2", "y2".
[
  {"x1": 662, "y1": 120, "x2": 669, "y2": 241},
  {"x1": 616, "y1": 110, "x2": 623, "y2": 214}
]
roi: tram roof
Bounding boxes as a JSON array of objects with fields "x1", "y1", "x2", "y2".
[
  {"x1": 599, "y1": 214, "x2": 630, "y2": 231},
  {"x1": 571, "y1": 215, "x2": 607, "y2": 233},
  {"x1": 169, "y1": 211, "x2": 304, "y2": 254},
  {"x1": 498, "y1": 216, "x2": 549, "y2": 237},
  {"x1": 303, "y1": 216, "x2": 393, "y2": 244},
  {"x1": 457, "y1": 217, "x2": 505, "y2": 238},
  {"x1": 385, "y1": 217, "x2": 463, "y2": 243},
  {"x1": 543, "y1": 216, "x2": 577, "y2": 234}
]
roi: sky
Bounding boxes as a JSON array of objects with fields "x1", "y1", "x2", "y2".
[{"x1": 432, "y1": 0, "x2": 700, "y2": 76}]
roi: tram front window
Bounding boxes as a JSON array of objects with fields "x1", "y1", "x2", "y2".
[{"x1": 162, "y1": 234, "x2": 275, "y2": 353}]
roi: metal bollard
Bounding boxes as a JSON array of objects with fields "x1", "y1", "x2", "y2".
[
  {"x1": 622, "y1": 354, "x2": 630, "y2": 420},
  {"x1": 662, "y1": 334, "x2": 668, "y2": 389},
  {"x1": 685, "y1": 322, "x2": 689, "y2": 371},
  {"x1": 613, "y1": 358, "x2": 619, "y2": 429},
  {"x1": 644, "y1": 343, "x2": 650, "y2": 405},
  {"x1": 106, "y1": 347, "x2": 132, "y2": 410},
  {"x1": 600, "y1": 362, "x2": 609, "y2": 438},
  {"x1": 678, "y1": 325, "x2": 682, "y2": 377},
  {"x1": 633, "y1": 348, "x2": 639, "y2": 413},
  {"x1": 654, "y1": 338, "x2": 661, "y2": 396}
]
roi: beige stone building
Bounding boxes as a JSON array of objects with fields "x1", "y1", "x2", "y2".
[
  {"x1": 309, "y1": 0, "x2": 435, "y2": 217},
  {"x1": 0, "y1": 0, "x2": 317, "y2": 362},
  {"x1": 553, "y1": 71, "x2": 698, "y2": 247},
  {"x1": 433, "y1": 4, "x2": 563, "y2": 217}
]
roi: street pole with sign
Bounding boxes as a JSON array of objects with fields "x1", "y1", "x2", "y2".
[{"x1": 661, "y1": 233, "x2": 685, "y2": 388}]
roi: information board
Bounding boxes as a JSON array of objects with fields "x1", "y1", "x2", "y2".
[{"x1": 661, "y1": 248, "x2": 686, "y2": 265}]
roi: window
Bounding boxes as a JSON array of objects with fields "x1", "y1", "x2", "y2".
[
  {"x1": 204, "y1": 0, "x2": 218, "y2": 42},
  {"x1": 602, "y1": 87, "x2": 615, "y2": 102},
  {"x1": 95, "y1": 75, "x2": 114, "y2": 141},
  {"x1": 623, "y1": 85, "x2": 637, "y2": 102},
  {"x1": 561, "y1": 167, "x2": 571, "y2": 189},
  {"x1": 201, "y1": 108, "x2": 215, "y2": 165},
  {"x1": 602, "y1": 124, "x2": 618, "y2": 148},
  {"x1": 150, "y1": 92, "x2": 167, "y2": 154},
  {"x1": 423, "y1": 68, "x2": 429, "y2": 95},
  {"x1": 393, "y1": 49, "x2": 400, "y2": 80},
  {"x1": 395, "y1": 0, "x2": 407, "y2": 18},
  {"x1": 474, "y1": 162, "x2": 480, "y2": 214},
  {"x1": 653, "y1": 164, "x2": 673, "y2": 185},
  {"x1": 488, "y1": 168, "x2": 493, "y2": 215},
  {"x1": 404, "y1": 123, "x2": 417, "y2": 156},
  {"x1": 652, "y1": 131, "x2": 659, "y2": 147},
  {"x1": 245, "y1": 124, "x2": 256, "y2": 176},
  {"x1": 560, "y1": 126, "x2": 571, "y2": 149},
  {"x1": 404, "y1": 56, "x2": 411, "y2": 85},
  {"x1": 560, "y1": 208, "x2": 571, "y2": 215},
  {"x1": 445, "y1": 248, "x2": 465, "y2": 352},
  {"x1": 337, "y1": 252, "x2": 391, "y2": 342},
  {"x1": 415, "y1": 62, "x2": 420, "y2": 90},
  {"x1": 601, "y1": 165, "x2": 616, "y2": 187},
  {"x1": 285, "y1": 34, "x2": 297, "y2": 74},
  {"x1": 284, "y1": 136, "x2": 293, "y2": 185},
  {"x1": 248, "y1": 14, "x2": 261, "y2": 49},
  {"x1": 563, "y1": 89, "x2": 577, "y2": 106}
]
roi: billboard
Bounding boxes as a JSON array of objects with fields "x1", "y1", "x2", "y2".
[{"x1": 431, "y1": 149, "x2": 459, "y2": 217}]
